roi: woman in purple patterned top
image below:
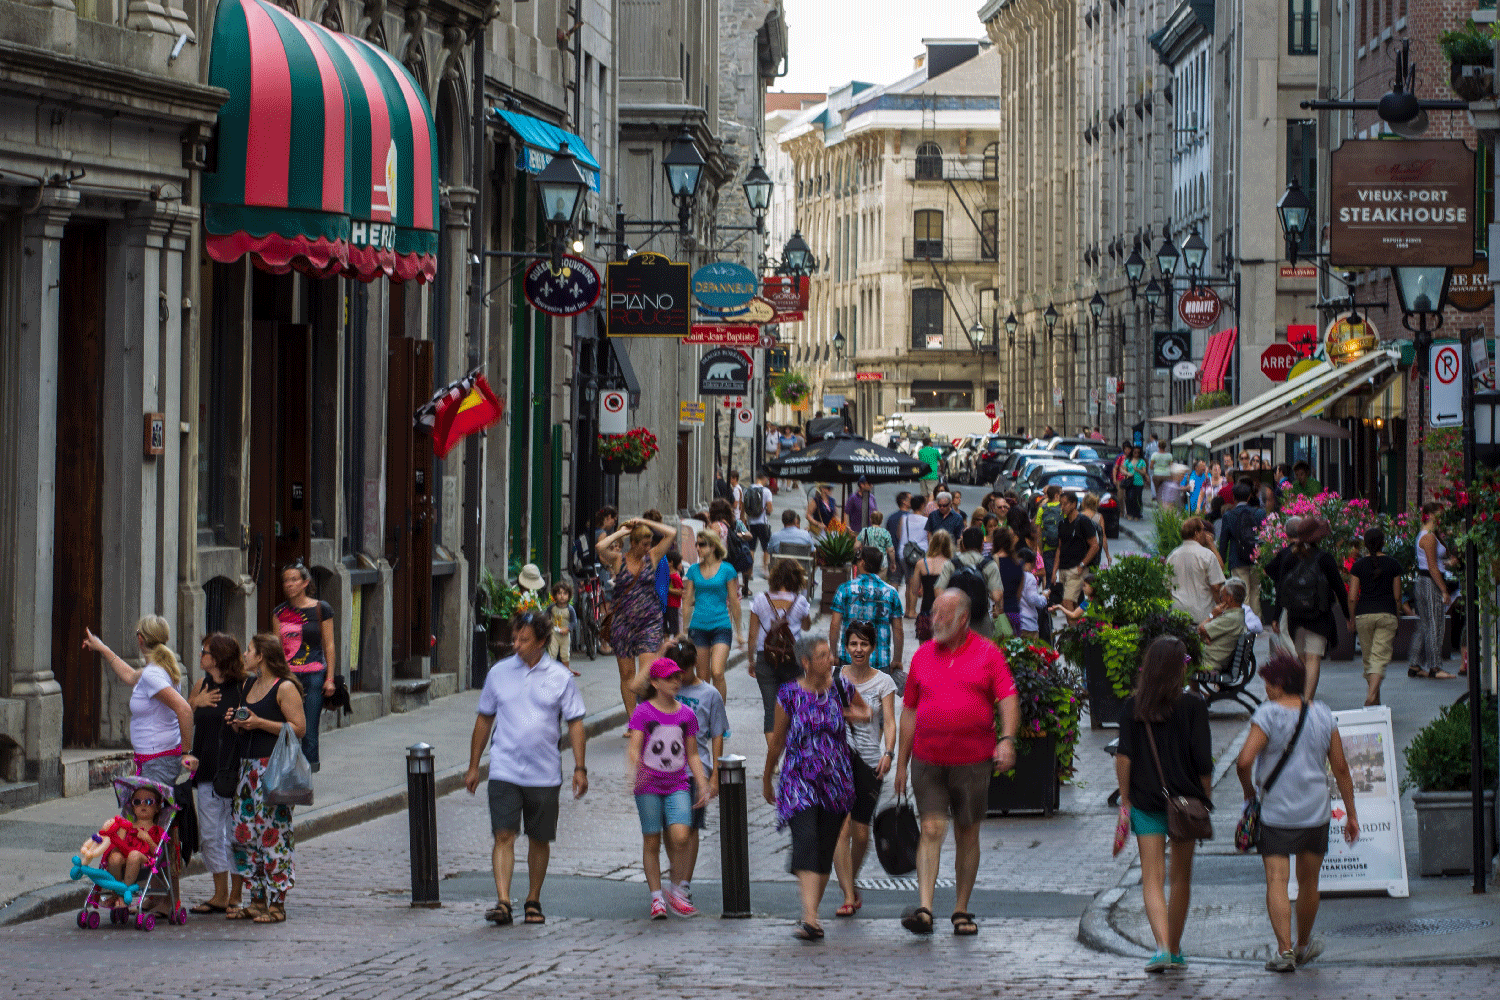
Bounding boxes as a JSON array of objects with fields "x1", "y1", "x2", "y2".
[{"x1": 763, "y1": 634, "x2": 870, "y2": 940}]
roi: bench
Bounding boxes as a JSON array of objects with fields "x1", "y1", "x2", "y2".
[{"x1": 1197, "y1": 630, "x2": 1261, "y2": 714}]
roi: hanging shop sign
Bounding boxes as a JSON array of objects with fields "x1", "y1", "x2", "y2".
[
  {"x1": 767, "y1": 346, "x2": 790, "y2": 372},
  {"x1": 1325, "y1": 312, "x2": 1381, "y2": 365},
  {"x1": 523, "y1": 254, "x2": 601, "y2": 317},
  {"x1": 1279, "y1": 264, "x2": 1317, "y2": 279},
  {"x1": 1172, "y1": 361, "x2": 1199, "y2": 381},
  {"x1": 1177, "y1": 286, "x2": 1223, "y2": 330},
  {"x1": 679, "y1": 400, "x2": 706, "y2": 425},
  {"x1": 714, "y1": 297, "x2": 776, "y2": 324},
  {"x1": 692, "y1": 260, "x2": 758, "y2": 311},
  {"x1": 607, "y1": 252, "x2": 690, "y2": 337},
  {"x1": 761, "y1": 274, "x2": 810, "y2": 313},
  {"x1": 823, "y1": 394, "x2": 845, "y2": 412},
  {"x1": 686, "y1": 324, "x2": 760, "y2": 346},
  {"x1": 698, "y1": 347, "x2": 752, "y2": 396},
  {"x1": 854, "y1": 371, "x2": 884, "y2": 382},
  {"x1": 1259, "y1": 344, "x2": 1301, "y2": 382},
  {"x1": 1153, "y1": 330, "x2": 1190, "y2": 369},
  {"x1": 1447, "y1": 254, "x2": 1493, "y2": 312},
  {"x1": 1328, "y1": 139, "x2": 1476, "y2": 267},
  {"x1": 1287, "y1": 323, "x2": 1319, "y2": 359}
]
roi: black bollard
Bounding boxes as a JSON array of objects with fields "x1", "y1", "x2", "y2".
[
  {"x1": 717, "y1": 753, "x2": 751, "y2": 918},
  {"x1": 406, "y1": 742, "x2": 440, "y2": 907}
]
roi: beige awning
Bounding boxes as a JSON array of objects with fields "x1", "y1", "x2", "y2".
[{"x1": 1154, "y1": 406, "x2": 1233, "y2": 427}]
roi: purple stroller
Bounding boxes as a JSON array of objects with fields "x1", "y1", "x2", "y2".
[{"x1": 69, "y1": 775, "x2": 186, "y2": 930}]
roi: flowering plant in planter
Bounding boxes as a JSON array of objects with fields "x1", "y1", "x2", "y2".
[
  {"x1": 996, "y1": 638, "x2": 1087, "y2": 782},
  {"x1": 1254, "y1": 491, "x2": 1381, "y2": 576},
  {"x1": 771, "y1": 371, "x2": 811, "y2": 407},
  {"x1": 597, "y1": 427, "x2": 660, "y2": 466},
  {"x1": 813, "y1": 525, "x2": 857, "y2": 567},
  {"x1": 1431, "y1": 463, "x2": 1500, "y2": 618}
]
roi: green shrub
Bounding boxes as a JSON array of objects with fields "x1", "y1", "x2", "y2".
[
  {"x1": 1136, "y1": 607, "x2": 1205, "y2": 674},
  {"x1": 1191, "y1": 390, "x2": 1231, "y2": 411},
  {"x1": 1440, "y1": 20, "x2": 1495, "y2": 63},
  {"x1": 1094, "y1": 554, "x2": 1173, "y2": 625},
  {"x1": 1153, "y1": 504, "x2": 1188, "y2": 557},
  {"x1": 1403, "y1": 698, "x2": 1498, "y2": 793}
]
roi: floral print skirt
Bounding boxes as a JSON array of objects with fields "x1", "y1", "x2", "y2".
[{"x1": 232, "y1": 757, "x2": 296, "y2": 903}]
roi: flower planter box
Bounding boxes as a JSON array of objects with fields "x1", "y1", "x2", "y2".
[
  {"x1": 986, "y1": 734, "x2": 1060, "y2": 816},
  {"x1": 1413, "y1": 789, "x2": 1496, "y2": 877},
  {"x1": 623, "y1": 460, "x2": 647, "y2": 475},
  {"x1": 1326, "y1": 604, "x2": 1355, "y2": 662},
  {"x1": 1452, "y1": 59, "x2": 1496, "y2": 102},
  {"x1": 819, "y1": 567, "x2": 851, "y2": 613},
  {"x1": 602, "y1": 458, "x2": 624, "y2": 475},
  {"x1": 1082, "y1": 644, "x2": 1126, "y2": 730}
]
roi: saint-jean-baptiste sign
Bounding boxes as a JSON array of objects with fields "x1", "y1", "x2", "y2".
[{"x1": 1329, "y1": 139, "x2": 1476, "y2": 268}]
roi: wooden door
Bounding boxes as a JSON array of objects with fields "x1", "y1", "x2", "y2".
[
  {"x1": 53, "y1": 223, "x2": 105, "y2": 746},
  {"x1": 385, "y1": 337, "x2": 433, "y2": 663},
  {"x1": 249, "y1": 321, "x2": 312, "y2": 628},
  {"x1": 677, "y1": 431, "x2": 691, "y2": 514}
]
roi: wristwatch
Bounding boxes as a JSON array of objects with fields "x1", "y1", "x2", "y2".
[
  {"x1": 997, "y1": 735, "x2": 1016, "y2": 745},
  {"x1": 883, "y1": 750, "x2": 895, "y2": 758}
]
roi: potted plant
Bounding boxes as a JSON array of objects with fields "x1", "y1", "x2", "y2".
[
  {"x1": 478, "y1": 567, "x2": 522, "y2": 659},
  {"x1": 1403, "y1": 697, "x2": 1498, "y2": 876},
  {"x1": 1055, "y1": 617, "x2": 1134, "y2": 729},
  {"x1": 987, "y1": 638, "x2": 1086, "y2": 816},
  {"x1": 1441, "y1": 20, "x2": 1496, "y2": 101},
  {"x1": 814, "y1": 523, "x2": 856, "y2": 613},
  {"x1": 772, "y1": 371, "x2": 811, "y2": 408},
  {"x1": 598, "y1": 427, "x2": 659, "y2": 474}
]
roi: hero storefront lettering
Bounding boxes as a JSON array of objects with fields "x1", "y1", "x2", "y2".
[
  {"x1": 606, "y1": 253, "x2": 691, "y2": 337},
  {"x1": 350, "y1": 221, "x2": 397, "y2": 249}
]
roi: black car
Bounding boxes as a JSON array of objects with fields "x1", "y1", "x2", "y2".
[
  {"x1": 1023, "y1": 466, "x2": 1120, "y2": 538},
  {"x1": 976, "y1": 434, "x2": 1030, "y2": 484}
]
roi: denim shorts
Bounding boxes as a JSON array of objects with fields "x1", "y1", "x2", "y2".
[
  {"x1": 634, "y1": 789, "x2": 693, "y2": 835},
  {"x1": 688, "y1": 626, "x2": 734, "y2": 649}
]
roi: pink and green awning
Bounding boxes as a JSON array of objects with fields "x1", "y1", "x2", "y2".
[{"x1": 203, "y1": 0, "x2": 438, "y2": 283}]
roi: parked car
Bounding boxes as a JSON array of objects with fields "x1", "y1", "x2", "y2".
[
  {"x1": 1021, "y1": 464, "x2": 1120, "y2": 538},
  {"x1": 946, "y1": 434, "x2": 987, "y2": 483},
  {"x1": 976, "y1": 435, "x2": 1030, "y2": 484},
  {"x1": 994, "y1": 449, "x2": 1065, "y2": 488}
]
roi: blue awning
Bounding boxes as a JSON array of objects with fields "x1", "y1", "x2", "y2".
[{"x1": 494, "y1": 109, "x2": 601, "y2": 191}]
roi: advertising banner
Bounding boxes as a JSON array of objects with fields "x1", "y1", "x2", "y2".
[{"x1": 761, "y1": 274, "x2": 810, "y2": 314}]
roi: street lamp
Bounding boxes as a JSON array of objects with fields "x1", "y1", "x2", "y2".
[
  {"x1": 1276, "y1": 177, "x2": 1313, "y2": 264},
  {"x1": 1088, "y1": 291, "x2": 1106, "y2": 320},
  {"x1": 1155, "y1": 230, "x2": 1180, "y2": 276},
  {"x1": 832, "y1": 330, "x2": 846, "y2": 358},
  {"x1": 534, "y1": 141, "x2": 590, "y2": 268},
  {"x1": 780, "y1": 230, "x2": 818, "y2": 275},
  {"x1": 1181, "y1": 228, "x2": 1208, "y2": 278},
  {"x1": 741, "y1": 157, "x2": 772, "y2": 232},
  {"x1": 1004, "y1": 312, "x2": 1019, "y2": 338},
  {"x1": 1475, "y1": 388, "x2": 1500, "y2": 469},
  {"x1": 1043, "y1": 303, "x2": 1059, "y2": 334},
  {"x1": 1124, "y1": 244, "x2": 1146, "y2": 293},
  {"x1": 662, "y1": 128, "x2": 705, "y2": 233},
  {"x1": 1394, "y1": 266, "x2": 1451, "y2": 320},
  {"x1": 1143, "y1": 278, "x2": 1163, "y2": 313}
]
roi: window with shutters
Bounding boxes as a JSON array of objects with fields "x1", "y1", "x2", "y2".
[{"x1": 911, "y1": 288, "x2": 944, "y2": 350}]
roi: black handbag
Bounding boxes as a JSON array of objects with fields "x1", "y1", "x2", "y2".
[
  {"x1": 212, "y1": 679, "x2": 251, "y2": 799},
  {"x1": 1144, "y1": 721, "x2": 1214, "y2": 842},
  {"x1": 873, "y1": 793, "x2": 920, "y2": 875}
]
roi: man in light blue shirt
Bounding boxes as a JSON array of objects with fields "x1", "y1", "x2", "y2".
[{"x1": 768, "y1": 509, "x2": 817, "y2": 553}]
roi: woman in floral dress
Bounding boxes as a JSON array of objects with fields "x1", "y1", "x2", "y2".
[
  {"x1": 598, "y1": 517, "x2": 678, "y2": 715},
  {"x1": 225, "y1": 633, "x2": 305, "y2": 923},
  {"x1": 763, "y1": 634, "x2": 870, "y2": 940}
]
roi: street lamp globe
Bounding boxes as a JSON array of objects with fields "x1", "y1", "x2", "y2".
[
  {"x1": 1181, "y1": 228, "x2": 1208, "y2": 274},
  {"x1": 1155, "y1": 233, "x2": 1180, "y2": 276},
  {"x1": 970, "y1": 319, "x2": 987, "y2": 347},
  {"x1": 662, "y1": 128, "x2": 706, "y2": 200},
  {"x1": 535, "y1": 141, "x2": 589, "y2": 228},
  {"x1": 1144, "y1": 278, "x2": 1163, "y2": 309},
  {"x1": 741, "y1": 157, "x2": 773, "y2": 214},
  {"x1": 1276, "y1": 178, "x2": 1312, "y2": 245},
  {"x1": 1394, "y1": 266, "x2": 1451, "y2": 315},
  {"x1": 1004, "y1": 311, "x2": 1019, "y2": 337},
  {"x1": 781, "y1": 230, "x2": 816, "y2": 275},
  {"x1": 832, "y1": 331, "x2": 846, "y2": 358},
  {"x1": 1043, "y1": 303, "x2": 1059, "y2": 332},
  {"x1": 1089, "y1": 291, "x2": 1106, "y2": 320},
  {"x1": 1124, "y1": 246, "x2": 1146, "y2": 284}
]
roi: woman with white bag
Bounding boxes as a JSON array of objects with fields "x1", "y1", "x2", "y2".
[{"x1": 225, "y1": 633, "x2": 306, "y2": 924}]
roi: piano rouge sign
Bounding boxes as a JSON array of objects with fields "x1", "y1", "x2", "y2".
[{"x1": 607, "y1": 252, "x2": 691, "y2": 337}]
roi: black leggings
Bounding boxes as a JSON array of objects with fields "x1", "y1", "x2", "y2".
[{"x1": 1124, "y1": 484, "x2": 1144, "y2": 519}]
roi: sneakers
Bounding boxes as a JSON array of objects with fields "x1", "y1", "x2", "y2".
[
  {"x1": 1144, "y1": 951, "x2": 1172, "y2": 973},
  {"x1": 1295, "y1": 938, "x2": 1324, "y2": 967},
  {"x1": 1265, "y1": 949, "x2": 1297, "y2": 972},
  {"x1": 649, "y1": 896, "x2": 668, "y2": 920},
  {"x1": 665, "y1": 887, "x2": 699, "y2": 918},
  {"x1": 1168, "y1": 953, "x2": 1187, "y2": 971}
]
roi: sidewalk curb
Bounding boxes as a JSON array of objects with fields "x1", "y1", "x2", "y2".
[
  {"x1": 1117, "y1": 518, "x2": 1154, "y2": 554},
  {"x1": 0, "y1": 647, "x2": 752, "y2": 928}
]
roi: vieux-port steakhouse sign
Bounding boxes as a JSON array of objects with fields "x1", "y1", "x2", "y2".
[{"x1": 1328, "y1": 139, "x2": 1476, "y2": 268}]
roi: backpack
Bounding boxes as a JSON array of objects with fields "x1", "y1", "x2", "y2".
[
  {"x1": 725, "y1": 527, "x2": 754, "y2": 574},
  {"x1": 714, "y1": 477, "x2": 733, "y2": 501},
  {"x1": 762, "y1": 599, "x2": 798, "y2": 678},
  {"x1": 744, "y1": 484, "x2": 765, "y2": 519},
  {"x1": 1225, "y1": 506, "x2": 1262, "y2": 565},
  {"x1": 1279, "y1": 550, "x2": 1330, "y2": 618},
  {"x1": 948, "y1": 556, "x2": 992, "y2": 622},
  {"x1": 1040, "y1": 504, "x2": 1065, "y2": 547}
]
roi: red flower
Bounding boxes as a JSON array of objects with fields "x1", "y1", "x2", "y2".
[
  {"x1": 261, "y1": 827, "x2": 281, "y2": 848},
  {"x1": 234, "y1": 823, "x2": 252, "y2": 843}
]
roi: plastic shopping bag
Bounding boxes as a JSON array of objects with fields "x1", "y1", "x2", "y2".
[
  {"x1": 1268, "y1": 628, "x2": 1298, "y2": 660},
  {"x1": 263, "y1": 723, "x2": 315, "y2": 806},
  {"x1": 1112, "y1": 805, "x2": 1130, "y2": 857}
]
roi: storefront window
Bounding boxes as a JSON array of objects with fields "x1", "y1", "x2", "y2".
[{"x1": 911, "y1": 380, "x2": 973, "y2": 410}]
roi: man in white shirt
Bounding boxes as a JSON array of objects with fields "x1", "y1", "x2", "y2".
[
  {"x1": 464, "y1": 613, "x2": 588, "y2": 927},
  {"x1": 728, "y1": 469, "x2": 745, "y2": 520},
  {"x1": 1166, "y1": 516, "x2": 1225, "y2": 624}
]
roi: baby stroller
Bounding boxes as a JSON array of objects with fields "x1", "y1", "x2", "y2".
[{"x1": 69, "y1": 775, "x2": 187, "y2": 931}]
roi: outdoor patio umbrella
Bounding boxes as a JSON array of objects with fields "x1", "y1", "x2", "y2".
[{"x1": 764, "y1": 434, "x2": 928, "y2": 484}]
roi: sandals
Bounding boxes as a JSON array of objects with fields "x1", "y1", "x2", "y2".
[
  {"x1": 951, "y1": 911, "x2": 979, "y2": 936},
  {"x1": 793, "y1": 920, "x2": 825, "y2": 941},
  {"x1": 190, "y1": 901, "x2": 227, "y2": 914},
  {"x1": 523, "y1": 900, "x2": 546, "y2": 925},
  {"x1": 252, "y1": 903, "x2": 286, "y2": 923},
  {"x1": 835, "y1": 892, "x2": 862, "y2": 917},
  {"x1": 901, "y1": 906, "x2": 934, "y2": 935},
  {"x1": 485, "y1": 900, "x2": 513, "y2": 926},
  {"x1": 1409, "y1": 666, "x2": 1458, "y2": 679}
]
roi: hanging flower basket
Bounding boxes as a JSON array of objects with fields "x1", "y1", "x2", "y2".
[
  {"x1": 598, "y1": 427, "x2": 660, "y2": 470},
  {"x1": 772, "y1": 371, "x2": 811, "y2": 407}
]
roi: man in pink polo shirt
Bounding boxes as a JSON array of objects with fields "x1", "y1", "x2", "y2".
[{"x1": 893, "y1": 588, "x2": 1020, "y2": 936}]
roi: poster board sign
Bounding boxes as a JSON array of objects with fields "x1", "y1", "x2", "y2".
[
  {"x1": 1289, "y1": 706, "x2": 1410, "y2": 898},
  {"x1": 679, "y1": 401, "x2": 705, "y2": 425}
]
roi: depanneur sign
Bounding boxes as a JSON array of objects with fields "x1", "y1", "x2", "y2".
[{"x1": 1329, "y1": 139, "x2": 1476, "y2": 268}]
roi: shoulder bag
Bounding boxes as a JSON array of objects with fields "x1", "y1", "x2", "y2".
[
  {"x1": 1234, "y1": 699, "x2": 1308, "y2": 852},
  {"x1": 1144, "y1": 720, "x2": 1215, "y2": 841},
  {"x1": 212, "y1": 679, "x2": 252, "y2": 799}
]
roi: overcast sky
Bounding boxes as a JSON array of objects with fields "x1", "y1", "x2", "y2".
[{"x1": 776, "y1": 2, "x2": 989, "y2": 95}]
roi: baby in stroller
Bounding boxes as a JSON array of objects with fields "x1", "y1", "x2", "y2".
[{"x1": 70, "y1": 776, "x2": 186, "y2": 930}]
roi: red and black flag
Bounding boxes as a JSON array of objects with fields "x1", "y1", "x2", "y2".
[{"x1": 414, "y1": 368, "x2": 504, "y2": 458}]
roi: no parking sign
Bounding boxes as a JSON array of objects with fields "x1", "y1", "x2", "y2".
[
  {"x1": 599, "y1": 390, "x2": 628, "y2": 435},
  {"x1": 734, "y1": 406, "x2": 754, "y2": 438},
  {"x1": 1429, "y1": 341, "x2": 1462, "y2": 428}
]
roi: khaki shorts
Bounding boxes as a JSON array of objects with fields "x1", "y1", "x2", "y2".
[
  {"x1": 1355, "y1": 612, "x2": 1398, "y2": 677},
  {"x1": 910, "y1": 757, "x2": 991, "y2": 827},
  {"x1": 1292, "y1": 627, "x2": 1327, "y2": 658},
  {"x1": 1058, "y1": 565, "x2": 1087, "y2": 603}
]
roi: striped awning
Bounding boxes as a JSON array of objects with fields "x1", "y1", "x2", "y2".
[
  {"x1": 1199, "y1": 327, "x2": 1238, "y2": 393},
  {"x1": 202, "y1": 0, "x2": 438, "y2": 283}
]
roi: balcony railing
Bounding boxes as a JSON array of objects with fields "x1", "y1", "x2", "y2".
[
  {"x1": 903, "y1": 237, "x2": 997, "y2": 262},
  {"x1": 905, "y1": 156, "x2": 996, "y2": 183}
]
